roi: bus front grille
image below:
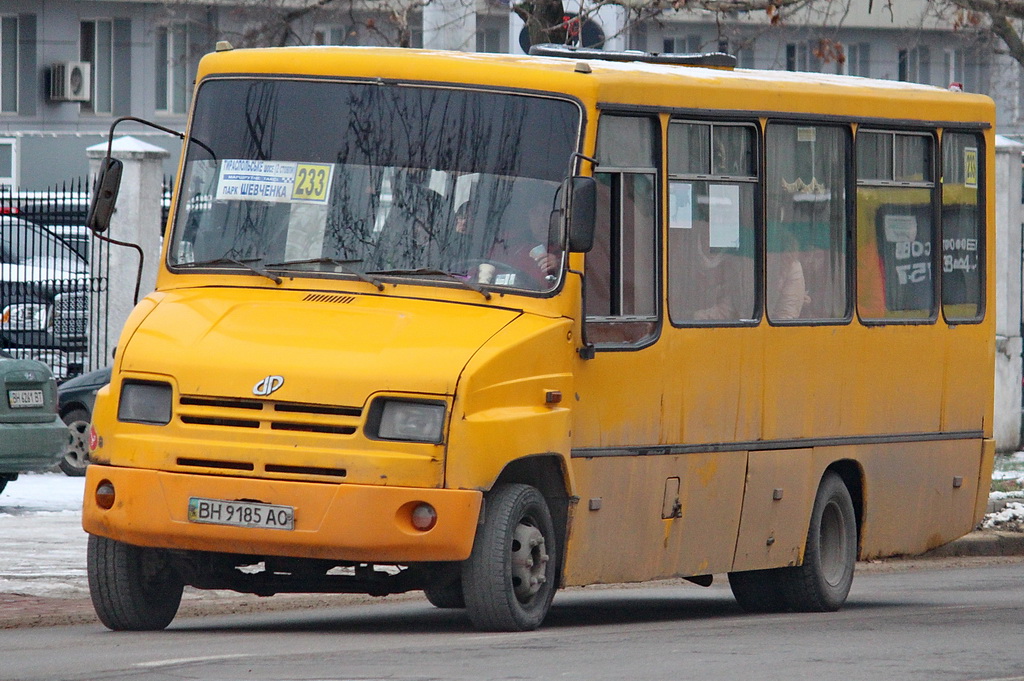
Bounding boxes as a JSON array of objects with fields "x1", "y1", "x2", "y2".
[{"x1": 178, "y1": 394, "x2": 362, "y2": 436}]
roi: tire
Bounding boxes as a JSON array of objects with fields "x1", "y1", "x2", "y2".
[
  {"x1": 87, "y1": 534, "x2": 184, "y2": 631},
  {"x1": 462, "y1": 483, "x2": 558, "y2": 631},
  {"x1": 783, "y1": 471, "x2": 857, "y2": 612},
  {"x1": 58, "y1": 408, "x2": 91, "y2": 476},
  {"x1": 727, "y1": 568, "x2": 788, "y2": 613},
  {"x1": 423, "y1": 577, "x2": 466, "y2": 609},
  {"x1": 0, "y1": 478, "x2": 7, "y2": 496}
]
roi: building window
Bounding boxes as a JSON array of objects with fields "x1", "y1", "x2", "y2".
[
  {"x1": 664, "y1": 35, "x2": 703, "y2": 54},
  {"x1": 81, "y1": 20, "x2": 113, "y2": 114},
  {"x1": 1, "y1": 17, "x2": 17, "y2": 114},
  {"x1": 944, "y1": 48, "x2": 987, "y2": 92},
  {"x1": 476, "y1": 28, "x2": 501, "y2": 53},
  {"x1": 898, "y1": 46, "x2": 931, "y2": 85},
  {"x1": 314, "y1": 26, "x2": 360, "y2": 45},
  {"x1": 786, "y1": 42, "x2": 812, "y2": 72},
  {"x1": 847, "y1": 42, "x2": 870, "y2": 77},
  {"x1": 156, "y1": 24, "x2": 189, "y2": 114},
  {"x1": 0, "y1": 137, "x2": 16, "y2": 189}
]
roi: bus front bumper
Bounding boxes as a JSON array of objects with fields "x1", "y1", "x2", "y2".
[{"x1": 82, "y1": 465, "x2": 482, "y2": 563}]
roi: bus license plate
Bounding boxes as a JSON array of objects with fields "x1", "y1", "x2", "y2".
[
  {"x1": 187, "y1": 497, "x2": 294, "y2": 531},
  {"x1": 8, "y1": 389, "x2": 44, "y2": 409}
]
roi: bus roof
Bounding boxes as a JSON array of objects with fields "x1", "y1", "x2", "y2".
[{"x1": 196, "y1": 46, "x2": 994, "y2": 126}]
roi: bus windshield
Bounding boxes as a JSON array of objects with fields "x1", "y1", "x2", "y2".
[{"x1": 169, "y1": 78, "x2": 582, "y2": 293}]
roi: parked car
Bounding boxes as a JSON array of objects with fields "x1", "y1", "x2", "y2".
[
  {"x1": 56, "y1": 365, "x2": 110, "y2": 476},
  {"x1": 0, "y1": 350, "x2": 67, "y2": 495},
  {"x1": 1, "y1": 215, "x2": 90, "y2": 380}
]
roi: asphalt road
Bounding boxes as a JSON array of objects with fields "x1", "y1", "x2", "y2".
[{"x1": 3, "y1": 557, "x2": 1024, "y2": 681}]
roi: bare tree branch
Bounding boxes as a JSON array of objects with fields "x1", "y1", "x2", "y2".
[{"x1": 945, "y1": 0, "x2": 1024, "y2": 21}]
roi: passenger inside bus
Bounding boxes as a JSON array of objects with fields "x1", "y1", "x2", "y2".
[{"x1": 479, "y1": 201, "x2": 560, "y2": 288}]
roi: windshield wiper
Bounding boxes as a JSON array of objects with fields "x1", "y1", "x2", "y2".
[
  {"x1": 176, "y1": 257, "x2": 281, "y2": 285},
  {"x1": 367, "y1": 268, "x2": 491, "y2": 301},
  {"x1": 264, "y1": 258, "x2": 384, "y2": 291}
]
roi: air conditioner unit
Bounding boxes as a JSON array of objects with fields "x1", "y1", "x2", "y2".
[{"x1": 50, "y1": 61, "x2": 91, "y2": 102}]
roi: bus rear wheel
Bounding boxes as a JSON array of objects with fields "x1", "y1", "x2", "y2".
[
  {"x1": 784, "y1": 471, "x2": 857, "y2": 612},
  {"x1": 87, "y1": 535, "x2": 184, "y2": 631},
  {"x1": 462, "y1": 483, "x2": 558, "y2": 631}
]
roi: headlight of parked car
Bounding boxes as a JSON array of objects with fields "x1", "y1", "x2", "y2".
[
  {"x1": 1, "y1": 303, "x2": 50, "y2": 331},
  {"x1": 367, "y1": 398, "x2": 446, "y2": 443},
  {"x1": 118, "y1": 380, "x2": 173, "y2": 425}
]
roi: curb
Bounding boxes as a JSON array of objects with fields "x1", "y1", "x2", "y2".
[{"x1": 919, "y1": 530, "x2": 1024, "y2": 558}]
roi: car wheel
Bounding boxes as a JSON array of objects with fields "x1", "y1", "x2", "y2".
[{"x1": 58, "y1": 408, "x2": 90, "y2": 476}]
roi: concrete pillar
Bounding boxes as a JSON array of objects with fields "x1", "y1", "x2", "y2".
[
  {"x1": 86, "y1": 136, "x2": 169, "y2": 356},
  {"x1": 423, "y1": 0, "x2": 476, "y2": 51},
  {"x1": 994, "y1": 135, "x2": 1023, "y2": 453}
]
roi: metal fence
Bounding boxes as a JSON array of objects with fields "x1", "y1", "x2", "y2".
[{"x1": 0, "y1": 178, "x2": 110, "y2": 381}]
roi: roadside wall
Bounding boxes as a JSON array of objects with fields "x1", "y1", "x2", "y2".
[{"x1": 994, "y1": 136, "x2": 1023, "y2": 452}]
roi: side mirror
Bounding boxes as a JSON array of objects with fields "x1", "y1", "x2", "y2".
[
  {"x1": 565, "y1": 176, "x2": 596, "y2": 253},
  {"x1": 86, "y1": 157, "x2": 123, "y2": 234}
]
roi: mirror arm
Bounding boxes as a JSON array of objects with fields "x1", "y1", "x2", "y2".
[{"x1": 570, "y1": 267, "x2": 596, "y2": 360}]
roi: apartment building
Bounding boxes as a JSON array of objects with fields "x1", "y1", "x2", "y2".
[{"x1": 0, "y1": 0, "x2": 1016, "y2": 190}]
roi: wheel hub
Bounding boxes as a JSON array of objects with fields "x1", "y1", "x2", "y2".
[{"x1": 511, "y1": 520, "x2": 548, "y2": 603}]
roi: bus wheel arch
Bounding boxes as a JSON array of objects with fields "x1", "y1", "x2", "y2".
[{"x1": 824, "y1": 459, "x2": 864, "y2": 558}]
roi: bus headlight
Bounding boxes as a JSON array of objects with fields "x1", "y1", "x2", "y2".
[
  {"x1": 369, "y1": 399, "x2": 445, "y2": 443},
  {"x1": 118, "y1": 380, "x2": 173, "y2": 425},
  {"x1": 1, "y1": 303, "x2": 50, "y2": 331}
]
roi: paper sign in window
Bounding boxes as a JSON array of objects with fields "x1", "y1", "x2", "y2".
[
  {"x1": 884, "y1": 214, "x2": 918, "y2": 243},
  {"x1": 964, "y1": 147, "x2": 978, "y2": 188},
  {"x1": 669, "y1": 182, "x2": 693, "y2": 230},
  {"x1": 708, "y1": 184, "x2": 740, "y2": 249}
]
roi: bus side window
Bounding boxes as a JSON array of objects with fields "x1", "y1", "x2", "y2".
[
  {"x1": 667, "y1": 120, "x2": 757, "y2": 325},
  {"x1": 941, "y1": 131, "x2": 984, "y2": 322},
  {"x1": 765, "y1": 123, "x2": 850, "y2": 322},
  {"x1": 856, "y1": 130, "x2": 936, "y2": 322},
  {"x1": 584, "y1": 115, "x2": 659, "y2": 346}
]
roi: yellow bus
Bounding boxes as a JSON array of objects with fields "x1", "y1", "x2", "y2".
[{"x1": 81, "y1": 43, "x2": 995, "y2": 632}]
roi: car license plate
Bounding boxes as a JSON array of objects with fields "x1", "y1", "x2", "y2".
[
  {"x1": 187, "y1": 497, "x2": 294, "y2": 531},
  {"x1": 8, "y1": 389, "x2": 44, "y2": 409}
]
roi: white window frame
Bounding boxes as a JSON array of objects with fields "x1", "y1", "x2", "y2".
[
  {"x1": 155, "y1": 23, "x2": 190, "y2": 115},
  {"x1": 0, "y1": 137, "x2": 17, "y2": 190},
  {"x1": 80, "y1": 19, "x2": 114, "y2": 114}
]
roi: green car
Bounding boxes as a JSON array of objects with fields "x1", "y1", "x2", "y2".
[{"x1": 0, "y1": 350, "x2": 67, "y2": 494}]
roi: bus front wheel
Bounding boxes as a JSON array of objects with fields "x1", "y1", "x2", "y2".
[
  {"x1": 462, "y1": 483, "x2": 558, "y2": 631},
  {"x1": 784, "y1": 471, "x2": 857, "y2": 612},
  {"x1": 87, "y1": 534, "x2": 184, "y2": 631}
]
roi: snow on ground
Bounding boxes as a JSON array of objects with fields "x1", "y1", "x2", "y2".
[{"x1": 0, "y1": 473, "x2": 88, "y2": 598}]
